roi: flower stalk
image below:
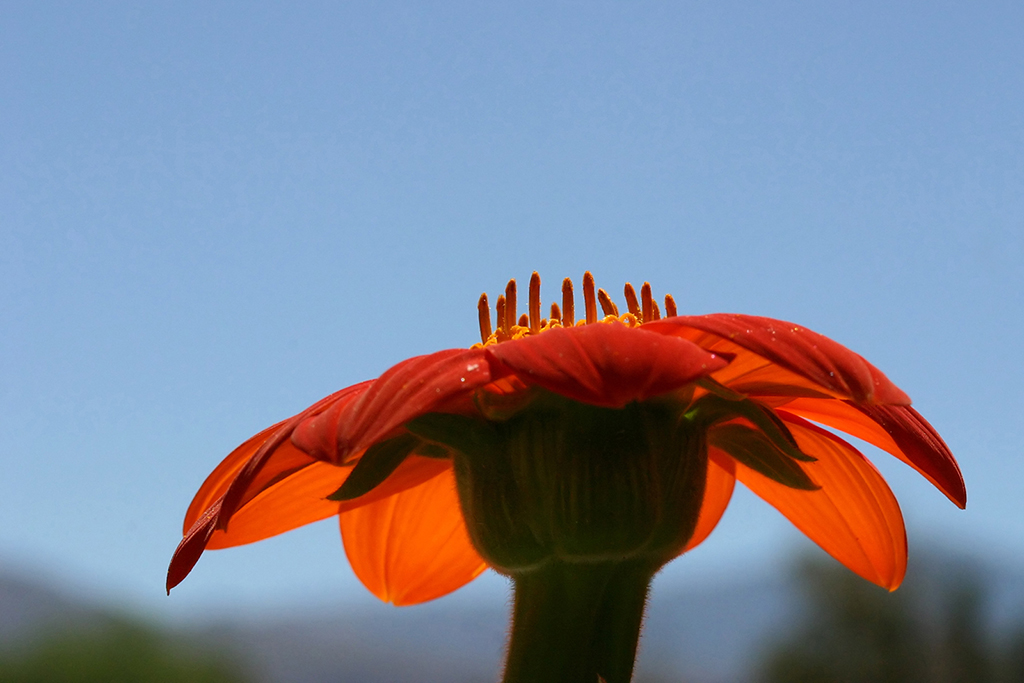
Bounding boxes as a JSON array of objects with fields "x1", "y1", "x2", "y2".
[{"x1": 503, "y1": 560, "x2": 653, "y2": 683}]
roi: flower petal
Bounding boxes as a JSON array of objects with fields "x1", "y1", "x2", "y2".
[
  {"x1": 205, "y1": 461, "x2": 347, "y2": 550},
  {"x1": 779, "y1": 398, "x2": 966, "y2": 508},
  {"x1": 167, "y1": 499, "x2": 221, "y2": 593},
  {"x1": 182, "y1": 419, "x2": 289, "y2": 533},
  {"x1": 217, "y1": 381, "x2": 371, "y2": 525},
  {"x1": 485, "y1": 322, "x2": 727, "y2": 408},
  {"x1": 733, "y1": 413, "x2": 908, "y2": 590},
  {"x1": 292, "y1": 349, "x2": 495, "y2": 463},
  {"x1": 646, "y1": 314, "x2": 909, "y2": 405},
  {"x1": 339, "y1": 464, "x2": 488, "y2": 605},
  {"x1": 679, "y1": 451, "x2": 736, "y2": 553}
]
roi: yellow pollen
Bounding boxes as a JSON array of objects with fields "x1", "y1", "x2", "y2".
[{"x1": 472, "y1": 273, "x2": 679, "y2": 348}]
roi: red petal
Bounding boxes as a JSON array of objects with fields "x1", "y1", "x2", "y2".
[
  {"x1": 485, "y1": 322, "x2": 728, "y2": 408},
  {"x1": 679, "y1": 450, "x2": 736, "y2": 553},
  {"x1": 646, "y1": 314, "x2": 909, "y2": 405},
  {"x1": 292, "y1": 349, "x2": 494, "y2": 463},
  {"x1": 777, "y1": 398, "x2": 965, "y2": 508},
  {"x1": 167, "y1": 499, "x2": 221, "y2": 593},
  {"x1": 339, "y1": 465, "x2": 488, "y2": 605},
  {"x1": 733, "y1": 414, "x2": 908, "y2": 589},
  {"x1": 217, "y1": 382, "x2": 371, "y2": 523}
]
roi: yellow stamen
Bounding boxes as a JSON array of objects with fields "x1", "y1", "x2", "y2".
[
  {"x1": 624, "y1": 283, "x2": 641, "y2": 319},
  {"x1": 474, "y1": 273, "x2": 678, "y2": 347},
  {"x1": 478, "y1": 293, "x2": 492, "y2": 344},
  {"x1": 497, "y1": 295, "x2": 507, "y2": 334},
  {"x1": 529, "y1": 272, "x2": 541, "y2": 334},
  {"x1": 562, "y1": 278, "x2": 575, "y2": 327},
  {"x1": 664, "y1": 294, "x2": 677, "y2": 318},
  {"x1": 505, "y1": 279, "x2": 518, "y2": 332},
  {"x1": 640, "y1": 283, "x2": 653, "y2": 323},
  {"x1": 583, "y1": 272, "x2": 597, "y2": 324},
  {"x1": 597, "y1": 288, "x2": 619, "y2": 317}
]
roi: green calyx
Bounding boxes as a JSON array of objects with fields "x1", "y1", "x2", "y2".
[{"x1": 407, "y1": 392, "x2": 708, "y2": 574}]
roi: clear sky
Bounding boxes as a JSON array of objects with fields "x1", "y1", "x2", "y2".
[{"x1": 2, "y1": 1, "x2": 1022, "y2": 620}]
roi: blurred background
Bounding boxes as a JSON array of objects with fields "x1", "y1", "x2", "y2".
[{"x1": 2, "y1": 1, "x2": 1022, "y2": 680}]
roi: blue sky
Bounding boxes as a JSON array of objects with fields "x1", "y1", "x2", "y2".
[{"x1": 2, "y1": 1, "x2": 1022, "y2": 619}]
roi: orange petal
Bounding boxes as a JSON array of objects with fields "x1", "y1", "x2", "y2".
[
  {"x1": 336, "y1": 454, "x2": 452, "y2": 514},
  {"x1": 205, "y1": 461, "x2": 348, "y2": 549},
  {"x1": 732, "y1": 414, "x2": 908, "y2": 590},
  {"x1": 679, "y1": 449, "x2": 736, "y2": 553},
  {"x1": 339, "y1": 465, "x2": 488, "y2": 606},
  {"x1": 208, "y1": 453, "x2": 454, "y2": 549},
  {"x1": 185, "y1": 428, "x2": 320, "y2": 533},
  {"x1": 778, "y1": 398, "x2": 966, "y2": 508}
]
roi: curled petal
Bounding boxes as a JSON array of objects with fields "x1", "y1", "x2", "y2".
[
  {"x1": 217, "y1": 382, "x2": 371, "y2": 525},
  {"x1": 293, "y1": 349, "x2": 495, "y2": 463},
  {"x1": 168, "y1": 499, "x2": 221, "y2": 593},
  {"x1": 733, "y1": 414, "x2": 908, "y2": 590},
  {"x1": 779, "y1": 399, "x2": 966, "y2": 508},
  {"x1": 646, "y1": 314, "x2": 909, "y2": 405},
  {"x1": 485, "y1": 322, "x2": 727, "y2": 408},
  {"x1": 679, "y1": 451, "x2": 736, "y2": 554},
  {"x1": 183, "y1": 419, "x2": 289, "y2": 533},
  {"x1": 339, "y1": 465, "x2": 488, "y2": 605}
]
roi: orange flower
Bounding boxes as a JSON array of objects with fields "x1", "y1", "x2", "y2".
[{"x1": 167, "y1": 272, "x2": 964, "y2": 607}]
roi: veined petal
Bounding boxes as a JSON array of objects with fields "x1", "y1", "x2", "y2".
[
  {"x1": 733, "y1": 414, "x2": 908, "y2": 590},
  {"x1": 293, "y1": 349, "x2": 495, "y2": 463},
  {"x1": 679, "y1": 451, "x2": 736, "y2": 553},
  {"x1": 336, "y1": 454, "x2": 453, "y2": 514},
  {"x1": 205, "y1": 461, "x2": 348, "y2": 550},
  {"x1": 779, "y1": 398, "x2": 966, "y2": 508},
  {"x1": 339, "y1": 465, "x2": 488, "y2": 606},
  {"x1": 646, "y1": 314, "x2": 909, "y2": 405},
  {"x1": 485, "y1": 322, "x2": 727, "y2": 408}
]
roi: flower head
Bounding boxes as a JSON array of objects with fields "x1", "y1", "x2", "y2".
[{"x1": 168, "y1": 272, "x2": 964, "y2": 606}]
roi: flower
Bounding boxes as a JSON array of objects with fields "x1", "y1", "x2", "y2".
[{"x1": 167, "y1": 272, "x2": 964, "y2": 607}]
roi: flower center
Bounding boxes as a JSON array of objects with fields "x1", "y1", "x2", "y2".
[{"x1": 473, "y1": 271, "x2": 679, "y2": 348}]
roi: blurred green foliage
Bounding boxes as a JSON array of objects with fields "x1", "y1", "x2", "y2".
[
  {"x1": 0, "y1": 617, "x2": 247, "y2": 683},
  {"x1": 759, "y1": 557, "x2": 1024, "y2": 683}
]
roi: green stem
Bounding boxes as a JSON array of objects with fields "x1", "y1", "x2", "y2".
[
  {"x1": 592, "y1": 562, "x2": 655, "y2": 683},
  {"x1": 502, "y1": 561, "x2": 654, "y2": 683}
]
